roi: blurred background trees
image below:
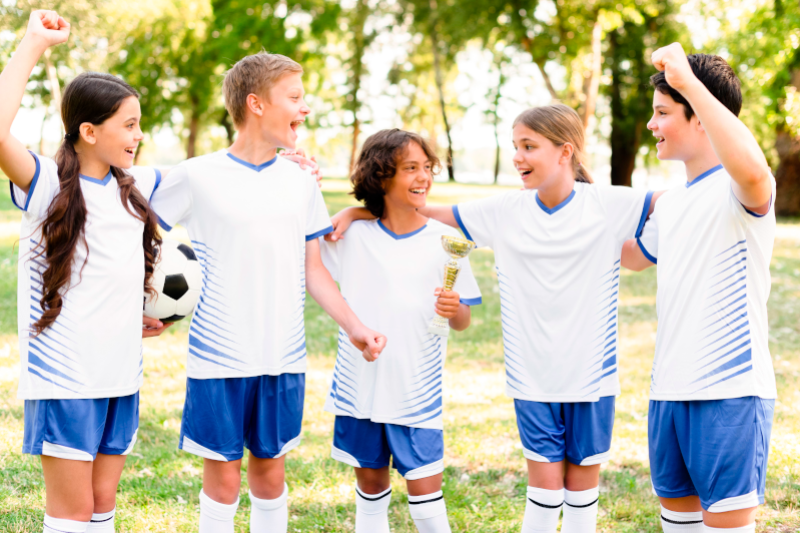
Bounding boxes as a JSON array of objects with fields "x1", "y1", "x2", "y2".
[{"x1": 1, "y1": 0, "x2": 797, "y2": 211}]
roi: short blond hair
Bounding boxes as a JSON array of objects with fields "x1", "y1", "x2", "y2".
[{"x1": 223, "y1": 52, "x2": 303, "y2": 127}]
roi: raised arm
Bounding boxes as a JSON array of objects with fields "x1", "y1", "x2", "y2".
[
  {"x1": 652, "y1": 43, "x2": 772, "y2": 210},
  {"x1": 0, "y1": 11, "x2": 70, "y2": 192},
  {"x1": 325, "y1": 204, "x2": 460, "y2": 242},
  {"x1": 305, "y1": 238, "x2": 387, "y2": 359}
]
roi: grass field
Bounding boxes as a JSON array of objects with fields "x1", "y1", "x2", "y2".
[{"x1": 1, "y1": 177, "x2": 799, "y2": 532}]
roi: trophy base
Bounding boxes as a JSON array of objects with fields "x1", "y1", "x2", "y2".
[{"x1": 428, "y1": 323, "x2": 450, "y2": 338}]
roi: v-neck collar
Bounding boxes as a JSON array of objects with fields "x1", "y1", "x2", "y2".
[
  {"x1": 686, "y1": 164, "x2": 723, "y2": 188},
  {"x1": 226, "y1": 152, "x2": 278, "y2": 172},
  {"x1": 378, "y1": 219, "x2": 427, "y2": 240},
  {"x1": 535, "y1": 188, "x2": 576, "y2": 215},
  {"x1": 79, "y1": 171, "x2": 113, "y2": 186}
]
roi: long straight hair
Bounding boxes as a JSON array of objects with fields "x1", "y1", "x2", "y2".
[
  {"x1": 513, "y1": 104, "x2": 593, "y2": 183},
  {"x1": 33, "y1": 72, "x2": 161, "y2": 335}
]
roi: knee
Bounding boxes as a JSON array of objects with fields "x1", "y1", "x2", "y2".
[
  {"x1": 358, "y1": 479, "x2": 391, "y2": 495},
  {"x1": 249, "y1": 469, "x2": 285, "y2": 500},
  {"x1": 204, "y1": 470, "x2": 242, "y2": 504}
]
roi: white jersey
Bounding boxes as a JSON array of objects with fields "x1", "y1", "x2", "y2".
[
  {"x1": 320, "y1": 219, "x2": 482, "y2": 430},
  {"x1": 455, "y1": 182, "x2": 652, "y2": 402},
  {"x1": 12, "y1": 153, "x2": 161, "y2": 400},
  {"x1": 150, "y1": 150, "x2": 332, "y2": 379},
  {"x1": 637, "y1": 165, "x2": 777, "y2": 400}
]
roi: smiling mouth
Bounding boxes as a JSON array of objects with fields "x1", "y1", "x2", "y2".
[
  {"x1": 519, "y1": 169, "x2": 532, "y2": 178},
  {"x1": 290, "y1": 120, "x2": 303, "y2": 132},
  {"x1": 656, "y1": 136, "x2": 665, "y2": 145},
  {"x1": 125, "y1": 147, "x2": 136, "y2": 156},
  {"x1": 410, "y1": 188, "x2": 427, "y2": 195}
]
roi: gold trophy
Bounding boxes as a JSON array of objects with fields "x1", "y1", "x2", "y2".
[{"x1": 428, "y1": 235, "x2": 476, "y2": 337}]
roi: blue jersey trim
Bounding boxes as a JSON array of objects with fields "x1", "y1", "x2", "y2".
[
  {"x1": 635, "y1": 190, "x2": 655, "y2": 239},
  {"x1": 459, "y1": 296, "x2": 482, "y2": 306},
  {"x1": 306, "y1": 225, "x2": 334, "y2": 241},
  {"x1": 11, "y1": 151, "x2": 42, "y2": 212},
  {"x1": 226, "y1": 152, "x2": 278, "y2": 172},
  {"x1": 452, "y1": 205, "x2": 474, "y2": 242},
  {"x1": 535, "y1": 188, "x2": 575, "y2": 215},
  {"x1": 377, "y1": 219, "x2": 427, "y2": 240},
  {"x1": 157, "y1": 215, "x2": 173, "y2": 232},
  {"x1": 149, "y1": 168, "x2": 162, "y2": 201},
  {"x1": 743, "y1": 194, "x2": 772, "y2": 218},
  {"x1": 636, "y1": 237, "x2": 657, "y2": 264},
  {"x1": 79, "y1": 170, "x2": 113, "y2": 186},
  {"x1": 686, "y1": 164, "x2": 723, "y2": 188}
]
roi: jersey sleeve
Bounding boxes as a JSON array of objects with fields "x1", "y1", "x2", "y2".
[
  {"x1": 598, "y1": 185, "x2": 654, "y2": 244},
  {"x1": 454, "y1": 255, "x2": 482, "y2": 306},
  {"x1": 148, "y1": 164, "x2": 192, "y2": 231},
  {"x1": 453, "y1": 193, "x2": 508, "y2": 249},
  {"x1": 10, "y1": 152, "x2": 60, "y2": 219},
  {"x1": 319, "y1": 238, "x2": 340, "y2": 282},
  {"x1": 129, "y1": 166, "x2": 162, "y2": 201},
  {"x1": 637, "y1": 210, "x2": 659, "y2": 264},
  {"x1": 305, "y1": 173, "x2": 333, "y2": 241}
]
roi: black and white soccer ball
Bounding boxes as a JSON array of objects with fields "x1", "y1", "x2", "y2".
[{"x1": 144, "y1": 239, "x2": 202, "y2": 323}]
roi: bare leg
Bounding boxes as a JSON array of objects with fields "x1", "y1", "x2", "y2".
[
  {"x1": 91, "y1": 454, "x2": 127, "y2": 513},
  {"x1": 355, "y1": 466, "x2": 391, "y2": 494},
  {"x1": 660, "y1": 496, "x2": 703, "y2": 513},
  {"x1": 246, "y1": 453, "x2": 286, "y2": 499},
  {"x1": 407, "y1": 473, "x2": 443, "y2": 496},
  {"x1": 564, "y1": 463, "x2": 600, "y2": 491},
  {"x1": 41, "y1": 455, "x2": 94, "y2": 522},
  {"x1": 703, "y1": 507, "x2": 758, "y2": 528},
  {"x1": 203, "y1": 458, "x2": 242, "y2": 504},
  {"x1": 527, "y1": 459, "x2": 565, "y2": 489}
]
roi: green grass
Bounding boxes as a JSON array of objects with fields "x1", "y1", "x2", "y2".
[{"x1": 1, "y1": 179, "x2": 799, "y2": 531}]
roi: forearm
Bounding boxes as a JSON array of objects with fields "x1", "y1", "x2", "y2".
[
  {"x1": 0, "y1": 37, "x2": 46, "y2": 144},
  {"x1": 417, "y1": 205, "x2": 457, "y2": 228},
  {"x1": 681, "y1": 80, "x2": 771, "y2": 205},
  {"x1": 621, "y1": 239, "x2": 654, "y2": 271},
  {"x1": 306, "y1": 262, "x2": 362, "y2": 335},
  {"x1": 448, "y1": 304, "x2": 471, "y2": 331}
]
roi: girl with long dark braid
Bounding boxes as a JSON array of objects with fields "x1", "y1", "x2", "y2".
[{"x1": 0, "y1": 11, "x2": 168, "y2": 533}]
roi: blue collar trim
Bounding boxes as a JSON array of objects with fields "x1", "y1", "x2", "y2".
[
  {"x1": 378, "y1": 219, "x2": 427, "y2": 240},
  {"x1": 686, "y1": 164, "x2": 723, "y2": 188},
  {"x1": 226, "y1": 152, "x2": 278, "y2": 172},
  {"x1": 79, "y1": 171, "x2": 113, "y2": 186},
  {"x1": 535, "y1": 188, "x2": 576, "y2": 215}
]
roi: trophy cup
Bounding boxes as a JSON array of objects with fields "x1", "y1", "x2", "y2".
[{"x1": 428, "y1": 235, "x2": 476, "y2": 337}]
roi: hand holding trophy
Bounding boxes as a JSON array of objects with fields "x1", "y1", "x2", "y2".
[{"x1": 428, "y1": 235, "x2": 476, "y2": 337}]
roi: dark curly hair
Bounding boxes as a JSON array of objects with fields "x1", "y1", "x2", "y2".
[
  {"x1": 351, "y1": 129, "x2": 441, "y2": 218},
  {"x1": 651, "y1": 53, "x2": 742, "y2": 121}
]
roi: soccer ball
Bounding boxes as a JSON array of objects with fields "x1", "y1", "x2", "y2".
[{"x1": 144, "y1": 239, "x2": 202, "y2": 323}]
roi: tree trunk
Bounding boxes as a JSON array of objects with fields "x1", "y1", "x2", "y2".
[
  {"x1": 774, "y1": 128, "x2": 800, "y2": 215},
  {"x1": 348, "y1": 0, "x2": 369, "y2": 174},
  {"x1": 581, "y1": 16, "x2": 602, "y2": 131},
  {"x1": 608, "y1": 31, "x2": 642, "y2": 186},
  {"x1": 39, "y1": 110, "x2": 47, "y2": 155},
  {"x1": 43, "y1": 49, "x2": 63, "y2": 137},
  {"x1": 429, "y1": 0, "x2": 455, "y2": 181},
  {"x1": 186, "y1": 97, "x2": 200, "y2": 159},
  {"x1": 221, "y1": 109, "x2": 235, "y2": 145}
]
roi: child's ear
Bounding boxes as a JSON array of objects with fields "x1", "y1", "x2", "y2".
[
  {"x1": 246, "y1": 93, "x2": 264, "y2": 118},
  {"x1": 561, "y1": 142, "x2": 574, "y2": 164},
  {"x1": 79, "y1": 122, "x2": 96, "y2": 145}
]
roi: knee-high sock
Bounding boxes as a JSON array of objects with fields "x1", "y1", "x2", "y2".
[
  {"x1": 408, "y1": 491, "x2": 451, "y2": 533},
  {"x1": 561, "y1": 487, "x2": 599, "y2": 533},
  {"x1": 702, "y1": 525, "x2": 755, "y2": 533},
  {"x1": 86, "y1": 509, "x2": 115, "y2": 532},
  {"x1": 199, "y1": 490, "x2": 239, "y2": 533},
  {"x1": 521, "y1": 486, "x2": 563, "y2": 533},
  {"x1": 660, "y1": 507, "x2": 704, "y2": 532},
  {"x1": 43, "y1": 515, "x2": 89, "y2": 533},
  {"x1": 355, "y1": 486, "x2": 391, "y2": 533},
  {"x1": 250, "y1": 484, "x2": 289, "y2": 533}
]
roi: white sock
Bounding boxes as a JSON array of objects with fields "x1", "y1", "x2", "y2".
[
  {"x1": 87, "y1": 509, "x2": 115, "y2": 532},
  {"x1": 250, "y1": 483, "x2": 288, "y2": 533},
  {"x1": 355, "y1": 485, "x2": 392, "y2": 533},
  {"x1": 703, "y1": 525, "x2": 755, "y2": 533},
  {"x1": 660, "y1": 507, "x2": 704, "y2": 532},
  {"x1": 43, "y1": 515, "x2": 89, "y2": 533},
  {"x1": 408, "y1": 491, "x2": 451, "y2": 533},
  {"x1": 562, "y1": 487, "x2": 599, "y2": 533},
  {"x1": 199, "y1": 489, "x2": 239, "y2": 533},
  {"x1": 521, "y1": 486, "x2": 563, "y2": 533}
]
